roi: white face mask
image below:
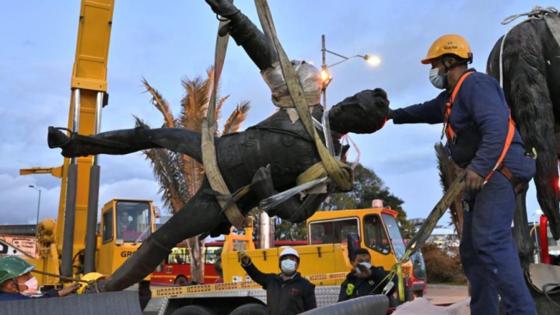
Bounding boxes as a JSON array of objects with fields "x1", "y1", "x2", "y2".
[
  {"x1": 280, "y1": 259, "x2": 297, "y2": 275},
  {"x1": 355, "y1": 262, "x2": 372, "y2": 273},
  {"x1": 429, "y1": 67, "x2": 447, "y2": 89},
  {"x1": 20, "y1": 276, "x2": 40, "y2": 296}
]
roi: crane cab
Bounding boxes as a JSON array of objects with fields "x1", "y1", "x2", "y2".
[{"x1": 97, "y1": 199, "x2": 156, "y2": 275}]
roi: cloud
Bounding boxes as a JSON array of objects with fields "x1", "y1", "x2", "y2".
[
  {"x1": 2, "y1": 0, "x2": 553, "y2": 225},
  {"x1": 0, "y1": 172, "x2": 166, "y2": 224}
]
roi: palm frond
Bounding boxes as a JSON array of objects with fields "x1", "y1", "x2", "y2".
[
  {"x1": 142, "y1": 78, "x2": 175, "y2": 128},
  {"x1": 222, "y1": 101, "x2": 250, "y2": 135},
  {"x1": 181, "y1": 155, "x2": 205, "y2": 200},
  {"x1": 180, "y1": 76, "x2": 209, "y2": 131},
  {"x1": 435, "y1": 143, "x2": 450, "y2": 190},
  {"x1": 435, "y1": 143, "x2": 465, "y2": 237},
  {"x1": 135, "y1": 118, "x2": 187, "y2": 212}
]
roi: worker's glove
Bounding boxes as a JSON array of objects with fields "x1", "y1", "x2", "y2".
[
  {"x1": 205, "y1": 0, "x2": 240, "y2": 18},
  {"x1": 465, "y1": 168, "x2": 484, "y2": 194},
  {"x1": 237, "y1": 250, "x2": 252, "y2": 266},
  {"x1": 58, "y1": 283, "x2": 80, "y2": 297}
]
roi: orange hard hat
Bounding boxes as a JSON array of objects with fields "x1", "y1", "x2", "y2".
[{"x1": 421, "y1": 34, "x2": 473, "y2": 64}]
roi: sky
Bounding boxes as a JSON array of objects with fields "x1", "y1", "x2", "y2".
[{"x1": 0, "y1": 1, "x2": 556, "y2": 229}]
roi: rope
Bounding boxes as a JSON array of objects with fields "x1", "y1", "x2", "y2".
[
  {"x1": 253, "y1": 0, "x2": 353, "y2": 192},
  {"x1": 498, "y1": 6, "x2": 558, "y2": 88},
  {"x1": 501, "y1": 6, "x2": 558, "y2": 25},
  {"x1": 370, "y1": 175, "x2": 466, "y2": 301},
  {"x1": 31, "y1": 269, "x2": 88, "y2": 284}
]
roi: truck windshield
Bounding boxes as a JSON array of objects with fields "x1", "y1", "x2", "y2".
[
  {"x1": 382, "y1": 214, "x2": 406, "y2": 260},
  {"x1": 116, "y1": 201, "x2": 151, "y2": 242},
  {"x1": 364, "y1": 214, "x2": 391, "y2": 254},
  {"x1": 309, "y1": 218, "x2": 359, "y2": 244}
]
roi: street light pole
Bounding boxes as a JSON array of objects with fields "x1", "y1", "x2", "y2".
[
  {"x1": 321, "y1": 34, "x2": 328, "y2": 110},
  {"x1": 320, "y1": 34, "x2": 381, "y2": 109},
  {"x1": 29, "y1": 185, "x2": 42, "y2": 226}
]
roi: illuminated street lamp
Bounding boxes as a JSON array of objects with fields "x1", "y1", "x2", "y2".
[
  {"x1": 28, "y1": 185, "x2": 42, "y2": 226},
  {"x1": 321, "y1": 34, "x2": 381, "y2": 108}
]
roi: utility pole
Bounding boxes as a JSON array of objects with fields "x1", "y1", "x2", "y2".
[{"x1": 29, "y1": 185, "x2": 42, "y2": 226}]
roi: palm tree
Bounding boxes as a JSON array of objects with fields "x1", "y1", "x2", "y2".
[
  {"x1": 435, "y1": 143, "x2": 465, "y2": 238},
  {"x1": 137, "y1": 67, "x2": 250, "y2": 284}
]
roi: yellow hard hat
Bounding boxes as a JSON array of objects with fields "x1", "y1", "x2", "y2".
[
  {"x1": 421, "y1": 34, "x2": 473, "y2": 64},
  {"x1": 77, "y1": 272, "x2": 105, "y2": 294}
]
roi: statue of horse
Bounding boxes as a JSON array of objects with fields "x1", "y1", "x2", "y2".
[
  {"x1": 487, "y1": 7, "x2": 560, "y2": 314},
  {"x1": 487, "y1": 7, "x2": 560, "y2": 244}
]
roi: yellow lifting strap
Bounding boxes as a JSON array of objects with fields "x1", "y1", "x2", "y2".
[
  {"x1": 254, "y1": 0, "x2": 353, "y2": 191},
  {"x1": 201, "y1": 13, "x2": 246, "y2": 230},
  {"x1": 374, "y1": 174, "x2": 466, "y2": 301}
]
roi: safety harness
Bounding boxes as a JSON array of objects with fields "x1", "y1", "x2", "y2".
[{"x1": 442, "y1": 70, "x2": 517, "y2": 184}]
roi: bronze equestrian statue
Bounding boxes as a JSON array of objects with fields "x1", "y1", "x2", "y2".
[
  {"x1": 486, "y1": 8, "x2": 560, "y2": 314},
  {"x1": 48, "y1": 0, "x2": 389, "y2": 291}
]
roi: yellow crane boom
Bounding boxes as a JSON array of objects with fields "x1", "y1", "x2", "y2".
[{"x1": 58, "y1": 0, "x2": 114, "y2": 277}]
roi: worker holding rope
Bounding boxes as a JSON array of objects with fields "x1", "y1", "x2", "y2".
[
  {"x1": 0, "y1": 256, "x2": 79, "y2": 301},
  {"x1": 387, "y1": 35, "x2": 536, "y2": 315}
]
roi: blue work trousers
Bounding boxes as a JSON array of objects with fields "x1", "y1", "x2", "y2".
[{"x1": 460, "y1": 172, "x2": 536, "y2": 315}]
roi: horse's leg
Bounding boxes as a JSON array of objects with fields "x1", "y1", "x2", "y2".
[
  {"x1": 48, "y1": 126, "x2": 202, "y2": 162},
  {"x1": 512, "y1": 186, "x2": 534, "y2": 269},
  {"x1": 102, "y1": 180, "x2": 222, "y2": 291}
]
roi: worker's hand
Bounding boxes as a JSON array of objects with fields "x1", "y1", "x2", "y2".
[
  {"x1": 465, "y1": 168, "x2": 484, "y2": 194},
  {"x1": 205, "y1": 0, "x2": 240, "y2": 17},
  {"x1": 237, "y1": 250, "x2": 251, "y2": 266},
  {"x1": 58, "y1": 283, "x2": 80, "y2": 297}
]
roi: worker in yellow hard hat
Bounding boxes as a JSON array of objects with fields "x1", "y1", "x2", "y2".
[{"x1": 386, "y1": 34, "x2": 537, "y2": 315}]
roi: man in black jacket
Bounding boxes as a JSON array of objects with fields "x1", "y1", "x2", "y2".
[
  {"x1": 239, "y1": 247, "x2": 316, "y2": 314},
  {"x1": 338, "y1": 248, "x2": 395, "y2": 302}
]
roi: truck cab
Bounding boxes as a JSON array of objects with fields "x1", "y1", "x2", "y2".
[
  {"x1": 307, "y1": 208, "x2": 406, "y2": 271},
  {"x1": 219, "y1": 207, "x2": 425, "y2": 296},
  {"x1": 97, "y1": 199, "x2": 156, "y2": 275},
  {"x1": 307, "y1": 208, "x2": 426, "y2": 296}
]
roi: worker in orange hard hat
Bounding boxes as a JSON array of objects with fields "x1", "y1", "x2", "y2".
[{"x1": 386, "y1": 34, "x2": 537, "y2": 315}]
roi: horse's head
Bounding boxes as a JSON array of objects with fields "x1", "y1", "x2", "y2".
[{"x1": 329, "y1": 88, "x2": 389, "y2": 134}]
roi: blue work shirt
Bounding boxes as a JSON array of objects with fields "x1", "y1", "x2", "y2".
[
  {"x1": 0, "y1": 290, "x2": 58, "y2": 302},
  {"x1": 393, "y1": 70, "x2": 535, "y2": 181}
]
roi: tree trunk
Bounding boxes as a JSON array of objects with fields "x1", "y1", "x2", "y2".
[{"x1": 186, "y1": 235, "x2": 203, "y2": 284}]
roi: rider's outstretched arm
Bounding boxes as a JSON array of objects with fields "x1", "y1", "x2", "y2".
[{"x1": 205, "y1": 0, "x2": 278, "y2": 70}]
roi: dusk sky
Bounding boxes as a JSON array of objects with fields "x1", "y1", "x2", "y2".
[{"x1": 1, "y1": 1, "x2": 556, "y2": 229}]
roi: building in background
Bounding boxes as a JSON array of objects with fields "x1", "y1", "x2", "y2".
[
  {"x1": 0, "y1": 224, "x2": 37, "y2": 258},
  {"x1": 410, "y1": 218, "x2": 459, "y2": 248}
]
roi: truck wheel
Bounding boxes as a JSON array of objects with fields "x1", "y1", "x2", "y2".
[
  {"x1": 171, "y1": 305, "x2": 215, "y2": 315},
  {"x1": 229, "y1": 303, "x2": 267, "y2": 315},
  {"x1": 174, "y1": 276, "x2": 189, "y2": 286}
]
